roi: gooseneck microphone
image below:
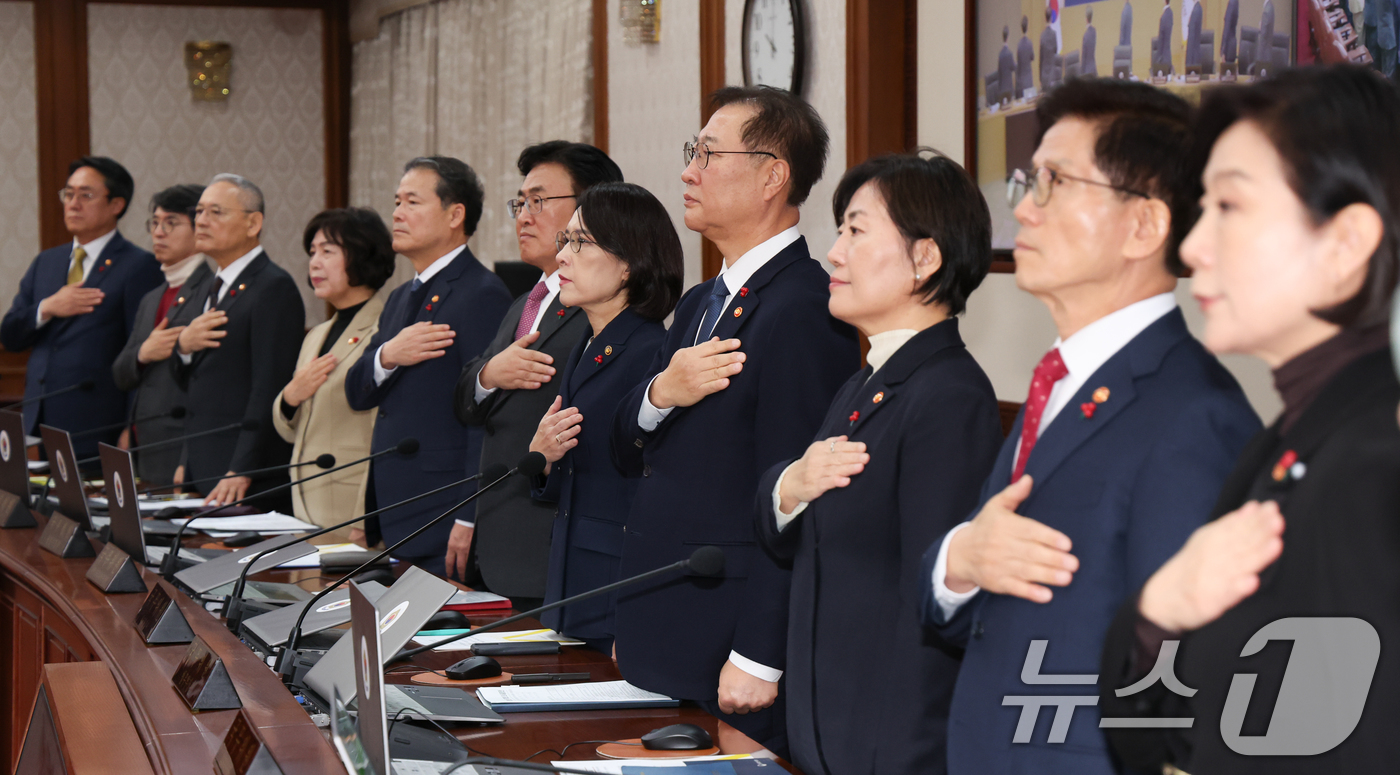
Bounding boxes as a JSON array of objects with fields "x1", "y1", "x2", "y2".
[
  {"x1": 276, "y1": 453, "x2": 546, "y2": 679},
  {"x1": 75, "y1": 418, "x2": 259, "y2": 468},
  {"x1": 68, "y1": 406, "x2": 187, "y2": 440},
  {"x1": 158, "y1": 438, "x2": 419, "y2": 582},
  {"x1": 137, "y1": 453, "x2": 335, "y2": 496},
  {"x1": 8, "y1": 380, "x2": 94, "y2": 409},
  {"x1": 393, "y1": 545, "x2": 725, "y2": 661}
]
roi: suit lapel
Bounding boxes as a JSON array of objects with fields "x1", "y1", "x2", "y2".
[
  {"x1": 532, "y1": 296, "x2": 579, "y2": 350},
  {"x1": 846, "y1": 320, "x2": 968, "y2": 435},
  {"x1": 570, "y1": 309, "x2": 647, "y2": 394},
  {"x1": 413, "y1": 248, "x2": 474, "y2": 325},
  {"x1": 215, "y1": 253, "x2": 268, "y2": 315},
  {"x1": 165, "y1": 263, "x2": 214, "y2": 323},
  {"x1": 704, "y1": 236, "x2": 811, "y2": 343},
  {"x1": 81, "y1": 233, "x2": 127, "y2": 292}
]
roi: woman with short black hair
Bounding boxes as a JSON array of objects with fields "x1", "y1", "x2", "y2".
[
  {"x1": 528, "y1": 182, "x2": 683, "y2": 652},
  {"x1": 756, "y1": 150, "x2": 1004, "y2": 774},
  {"x1": 1099, "y1": 65, "x2": 1400, "y2": 774},
  {"x1": 272, "y1": 207, "x2": 396, "y2": 542}
]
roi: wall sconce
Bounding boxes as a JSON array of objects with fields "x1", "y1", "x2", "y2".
[
  {"x1": 185, "y1": 41, "x2": 232, "y2": 102},
  {"x1": 620, "y1": 0, "x2": 660, "y2": 44}
]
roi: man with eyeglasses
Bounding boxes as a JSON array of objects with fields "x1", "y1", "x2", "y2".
[
  {"x1": 921, "y1": 78, "x2": 1259, "y2": 775},
  {"x1": 112, "y1": 184, "x2": 210, "y2": 485},
  {"x1": 0, "y1": 156, "x2": 162, "y2": 461},
  {"x1": 451, "y1": 142, "x2": 622, "y2": 603},
  {"x1": 608, "y1": 87, "x2": 859, "y2": 758},
  {"x1": 163, "y1": 174, "x2": 304, "y2": 511}
]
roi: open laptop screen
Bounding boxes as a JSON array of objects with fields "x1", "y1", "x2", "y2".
[
  {"x1": 99, "y1": 443, "x2": 145, "y2": 562},
  {"x1": 39, "y1": 424, "x2": 89, "y2": 529}
]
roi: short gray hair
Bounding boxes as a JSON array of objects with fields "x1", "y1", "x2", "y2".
[{"x1": 208, "y1": 173, "x2": 265, "y2": 214}]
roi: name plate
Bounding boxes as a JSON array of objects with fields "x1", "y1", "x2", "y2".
[
  {"x1": 213, "y1": 711, "x2": 284, "y2": 775},
  {"x1": 134, "y1": 582, "x2": 193, "y2": 644},
  {"x1": 85, "y1": 542, "x2": 146, "y2": 594},
  {"x1": 36, "y1": 512, "x2": 95, "y2": 558},
  {"x1": 171, "y1": 636, "x2": 240, "y2": 711},
  {"x1": 0, "y1": 488, "x2": 33, "y2": 528}
]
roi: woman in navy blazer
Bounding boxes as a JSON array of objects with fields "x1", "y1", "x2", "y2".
[
  {"x1": 529, "y1": 183, "x2": 683, "y2": 652},
  {"x1": 756, "y1": 152, "x2": 1004, "y2": 775}
]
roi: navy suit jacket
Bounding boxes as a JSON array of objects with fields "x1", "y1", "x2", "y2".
[
  {"x1": 0, "y1": 232, "x2": 161, "y2": 458},
  {"x1": 921, "y1": 309, "x2": 1260, "y2": 775},
  {"x1": 757, "y1": 319, "x2": 1003, "y2": 775},
  {"x1": 345, "y1": 247, "x2": 511, "y2": 565},
  {"x1": 534, "y1": 308, "x2": 665, "y2": 643},
  {"x1": 609, "y1": 236, "x2": 861, "y2": 701}
]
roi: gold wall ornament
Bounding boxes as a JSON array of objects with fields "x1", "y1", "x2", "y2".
[
  {"x1": 185, "y1": 41, "x2": 232, "y2": 102},
  {"x1": 620, "y1": 0, "x2": 660, "y2": 45}
]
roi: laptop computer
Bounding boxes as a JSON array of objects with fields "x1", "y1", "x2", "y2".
[
  {"x1": 175, "y1": 533, "x2": 317, "y2": 594},
  {"x1": 241, "y1": 580, "x2": 388, "y2": 651},
  {"x1": 305, "y1": 566, "x2": 502, "y2": 725},
  {"x1": 0, "y1": 411, "x2": 30, "y2": 499},
  {"x1": 98, "y1": 443, "x2": 213, "y2": 569},
  {"x1": 39, "y1": 424, "x2": 90, "y2": 529}
]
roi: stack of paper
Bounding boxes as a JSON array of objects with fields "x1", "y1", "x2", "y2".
[
  {"x1": 413, "y1": 628, "x2": 584, "y2": 651},
  {"x1": 476, "y1": 680, "x2": 677, "y2": 712},
  {"x1": 174, "y1": 512, "x2": 317, "y2": 535},
  {"x1": 548, "y1": 757, "x2": 771, "y2": 774}
]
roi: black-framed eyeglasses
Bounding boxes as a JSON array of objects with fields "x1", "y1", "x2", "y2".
[
  {"x1": 555, "y1": 231, "x2": 597, "y2": 253},
  {"x1": 508, "y1": 194, "x2": 576, "y2": 218},
  {"x1": 146, "y1": 216, "x2": 190, "y2": 235},
  {"x1": 1007, "y1": 166, "x2": 1151, "y2": 208},
  {"x1": 193, "y1": 204, "x2": 253, "y2": 219},
  {"x1": 683, "y1": 141, "x2": 778, "y2": 170}
]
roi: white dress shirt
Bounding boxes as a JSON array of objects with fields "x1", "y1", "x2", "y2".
[
  {"x1": 929, "y1": 292, "x2": 1178, "y2": 619},
  {"x1": 372, "y1": 244, "x2": 466, "y2": 385},
  {"x1": 177, "y1": 245, "x2": 264, "y2": 364},
  {"x1": 770, "y1": 328, "x2": 919, "y2": 530},
  {"x1": 636, "y1": 225, "x2": 802, "y2": 431},
  {"x1": 472, "y1": 270, "x2": 561, "y2": 403},
  {"x1": 36, "y1": 229, "x2": 117, "y2": 326}
]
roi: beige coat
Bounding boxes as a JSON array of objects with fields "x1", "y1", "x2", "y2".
[{"x1": 272, "y1": 289, "x2": 386, "y2": 540}]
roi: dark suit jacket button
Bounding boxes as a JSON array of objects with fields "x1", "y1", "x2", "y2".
[
  {"x1": 378, "y1": 410, "x2": 386, "y2": 418},
  {"x1": 634, "y1": 438, "x2": 644, "y2": 448},
  {"x1": 973, "y1": 621, "x2": 985, "y2": 639},
  {"x1": 643, "y1": 464, "x2": 651, "y2": 477}
]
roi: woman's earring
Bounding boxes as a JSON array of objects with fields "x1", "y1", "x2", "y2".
[{"x1": 914, "y1": 274, "x2": 921, "y2": 281}]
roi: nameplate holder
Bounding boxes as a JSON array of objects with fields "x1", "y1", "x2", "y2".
[
  {"x1": 0, "y1": 489, "x2": 34, "y2": 528},
  {"x1": 85, "y1": 542, "x2": 147, "y2": 594},
  {"x1": 213, "y1": 710, "x2": 284, "y2": 775},
  {"x1": 134, "y1": 582, "x2": 193, "y2": 645},
  {"x1": 36, "y1": 513, "x2": 95, "y2": 558},
  {"x1": 172, "y1": 636, "x2": 241, "y2": 711}
]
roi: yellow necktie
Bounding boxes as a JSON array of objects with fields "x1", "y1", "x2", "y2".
[{"x1": 67, "y1": 247, "x2": 87, "y2": 286}]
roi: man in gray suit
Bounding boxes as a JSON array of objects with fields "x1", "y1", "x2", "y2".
[
  {"x1": 1222, "y1": 0, "x2": 1239, "y2": 66},
  {"x1": 1040, "y1": 8, "x2": 1059, "y2": 89},
  {"x1": 998, "y1": 26, "x2": 1016, "y2": 103},
  {"x1": 1155, "y1": 0, "x2": 1174, "y2": 75},
  {"x1": 1083, "y1": 7, "x2": 1099, "y2": 77},
  {"x1": 1186, "y1": 0, "x2": 1203, "y2": 70},
  {"x1": 1121, "y1": 0, "x2": 1134, "y2": 45},
  {"x1": 1016, "y1": 16, "x2": 1035, "y2": 97},
  {"x1": 453, "y1": 141, "x2": 622, "y2": 608},
  {"x1": 112, "y1": 184, "x2": 208, "y2": 485}
]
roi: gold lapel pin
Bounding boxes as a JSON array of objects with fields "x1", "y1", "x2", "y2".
[
  {"x1": 348, "y1": 336, "x2": 360, "y2": 345},
  {"x1": 431, "y1": 295, "x2": 440, "y2": 303},
  {"x1": 104, "y1": 259, "x2": 112, "y2": 265},
  {"x1": 733, "y1": 307, "x2": 743, "y2": 317},
  {"x1": 604, "y1": 345, "x2": 613, "y2": 355},
  {"x1": 873, "y1": 392, "x2": 884, "y2": 404},
  {"x1": 176, "y1": 297, "x2": 185, "y2": 304},
  {"x1": 1092, "y1": 386, "x2": 1110, "y2": 404},
  {"x1": 238, "y1": 283, "x2": 246, "y2": 290}
]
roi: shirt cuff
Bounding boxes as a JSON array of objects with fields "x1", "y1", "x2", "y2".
[
  {"x1": 932, "y1": 522, "x2": 981, "y2": 619},
  {"x1": 637, "y1": 375, "x2": 673, "y2": 432},
  {"x1": 373, "y1": 344, "x2": 397, "y2": 385},
  {"x1": 728, "y1": 651, "x2": 783, "y2": 683},
  {"x1": 35, "y1": 308, "x2": 49, "y2": 327},
  {"x1": 454, "y1": 519, "x2": 475, "y2": 529},
  {"x1": 178, "y1": 351, "x2": 192, "y2": 364},
  {"x1": 772, "y1": 464, "x2": 808, "y2": 531},
  {"x1": 473, "y1": 371, "x2": 496, "y2": 403}
]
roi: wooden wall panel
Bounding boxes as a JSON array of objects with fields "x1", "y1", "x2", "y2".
[{"x1": 699, "y1": 0, "x2": 726, "y2": 280}]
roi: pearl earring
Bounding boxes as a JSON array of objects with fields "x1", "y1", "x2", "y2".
[{"x1": 914, "y1": 274, "x2": 921, "y2": 281}]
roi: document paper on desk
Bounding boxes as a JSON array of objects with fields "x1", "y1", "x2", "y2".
[
  {"x1": 548, "y1": 757, "x2": 760, "y2": 774},
  {"x1": 413, "y1": 628, "x2": 584, "y2": 650},
  {"x1": 475, "y1": 680, "x2": 678, "y2": 712},
  {"x1": 174, "y1": 512, "x2": 317, "y2": 534},
  {"x1": 88, "y1": 496, "x2": 209, "y2": 511}
]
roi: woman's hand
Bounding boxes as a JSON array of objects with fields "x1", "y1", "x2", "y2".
[
  {"x1": 778, "y1": 435, "x2": 869, "y2": 513},
  {"x1": 283, "y1": 353, "x2": 338, "y2": 408},
  {"x1": 528, "y1": 396, "x2": 583, "y2": 475},
  {"x1": 1139, "y1": 500, "x2": 1285, "y2": 633}
]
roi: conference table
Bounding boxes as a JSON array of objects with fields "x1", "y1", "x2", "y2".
[{"x1": 0, "y1": 509, "x2": 794, "y2": 774}]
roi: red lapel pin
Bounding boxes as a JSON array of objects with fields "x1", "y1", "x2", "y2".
[
  {"x1": 348, "y1": 336, "x2": 360, "y2": 345},
  {"x1": 557, "y1": 309, "x2": 566, "y2": 317},
  {"x1": 1080, "y1": 402, "x2": 1097, "y2": 419},
  {"x1": 594, "y1": 354, "x2": 603, "y2": 364},
  {"x1": 848, "y1": 410, "x2": 860, "y2": 423},
  {"x1": 425, "y1": 304, "x2": 433, "y2": 311},
  {"x1": 739, "y1": 287, "x2": 749, "y2": 297},
  {"x1": 1272, "y1": 449, "x2": 1300, "y2": 482}
]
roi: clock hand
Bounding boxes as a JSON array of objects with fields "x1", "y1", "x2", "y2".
[{"x1": 767, "y1": 33, "x2": 776, "y2": 55}]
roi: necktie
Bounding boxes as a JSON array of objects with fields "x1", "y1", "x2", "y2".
[
  {"x1": 403, "y1": 278, "x2": 427, "y2": 325},
  {"x1": 67, "y1": 247, "x2": 87, "y2": 286},
  {"x1": 1011, "y1": 348, "x2": 1069, "y2": 482},
  {"x1": 514, "y1": 281, "x2": 550, "y2": 340},
  {"x1": 204, "y1": 277, "x2": 225, "y2": 311},
  {"x1": 694, "y1": 278, "x2": 730, "y2": 345}
]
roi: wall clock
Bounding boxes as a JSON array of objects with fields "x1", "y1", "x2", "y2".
[{"x1": 742, "y1": 0, "x2": 806, "y2": 95}]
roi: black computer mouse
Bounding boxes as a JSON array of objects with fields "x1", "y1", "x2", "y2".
[
  {"x1": 221, "y1": 531, "x2": 262, "y2": 548},
  {"x1": 640, "y1": 723, "x2": 713, "y2": 751},
  {"x1": 423, "y1": 610, "x2": 471, "y2": 631},
  {"x1": 351, "y1": 567, "x2": 395, "y2": 586},
  {"x1": 445, "y1": 655, "x2": 502, "y2": 681}
]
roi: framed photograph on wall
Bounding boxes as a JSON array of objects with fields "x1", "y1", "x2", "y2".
[{"x1": 968, "y1": 0, "x2": 1298, "y2": 257}]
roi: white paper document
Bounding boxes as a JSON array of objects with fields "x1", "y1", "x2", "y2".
[
  {"x1": 89, "y1": 495, "x2": 208, "y2": 511},
  {"x1": 412, "y1": 628, "x2": 584, "y2": 651},
  {"x1": 545, "y1": 756, "x2": 747, "y2": 773},
  {"x1": 174, "y1": 512, "x2": 317, "y2": 534},
  {"x1": 477, "y1": 680, "x2": 673, "y2": 707}
]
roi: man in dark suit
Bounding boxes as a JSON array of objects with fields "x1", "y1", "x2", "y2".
[
  {"x1": 1040, "y1": 8, "x2": 1059, "y2": 89},
  {"x1": 165, "y1": 174, "x2": 304, "y2": 509},
  {"x1": 346, "y1": 157, "x2": 511, "y2": 577},
  {"x1": 1155, "y1": 0, "x2": 1175, "y2": 75},
  {"x1": 1185, "y1": 0, "x2": 1204, "y2": 70},
  {"x1": 1016, "y1": 16, "x2": 1035, "y2": 98},
  {"x1": 452, "y1": 142, "x2": 622, "y2": 605},
  {"x1": 609, "y1": 86, "x2": 861, "y2": 756},
  {"x1": 1121, "y1": 0, "x2": 1134, "y2": 46},
  {"x1": 1222, "y1": 0, "x2": 1239, "y2": 65},
  {"x1": 922, "y1": 79, "x2": 1260, "y2": 775},
  {"x1": 112, "y1": 184, "x2": 209, "y2": 485},
  {"x1": 1082, "y1": 7, "x2": 1099, "y2": 77},
  {"x1": 0, "y1": 156, "x2": 162, "y2": 461},
  {"x1": 998, "y1": 26, "x2": 1016, "y2": 105}
]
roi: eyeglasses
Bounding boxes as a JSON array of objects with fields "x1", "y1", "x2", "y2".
[
  {"x1": 508, "y1": 194, "x2": 576, "y2": 218},
  {"x1": 58, "y1": 188, "x2": 109, "y2": 205},
  {"x1": 683, "y1": 141, "x2": 778, "y2": 170},
  {"x1": 1007, "y1": 166, "x2": 1150, "y2": 209},
  {"x1": 193, "y1": 205, "x2": 253, "y2": 219},
  {"x1": 555, "y1": 231, "x2": 597, "y2": 253},
  {"x1": 145, "y1": 216, "x2": 190, "y2": 234}
]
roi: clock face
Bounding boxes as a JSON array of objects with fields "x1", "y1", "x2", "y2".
[{"x1": 744, "y1": 0, "x2": 804, "y2": 93}]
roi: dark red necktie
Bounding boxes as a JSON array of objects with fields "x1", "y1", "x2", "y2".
[
  {"x1": 514, "y1": 281, "x2": 549, "y2": 341},
  {"x1": 1012, "y1": 347, "x2": 1068, "y2": 482}
]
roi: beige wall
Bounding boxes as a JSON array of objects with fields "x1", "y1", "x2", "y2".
[
  {"x1": 87, "y1": 4, "x2": 327, "y2": 322},
  {"x1": 0, "y1": 1, "x2": 38, "y2": 308}
]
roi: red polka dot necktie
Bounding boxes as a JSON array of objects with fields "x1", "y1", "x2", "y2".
[
  {"x1": 1012, "y1": 347, "x2": 1068, "y2": 482},
  {"x1": 514, "y1": 281, "x2": 549, "y2": 341}
]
